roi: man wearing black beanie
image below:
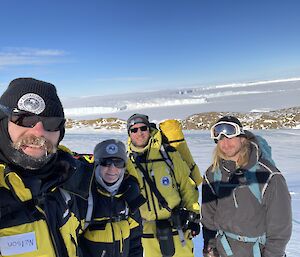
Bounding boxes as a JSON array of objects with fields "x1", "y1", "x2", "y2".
[
  {"x1": 0, "y1": 78, "x2": 92, "y2": 257},
  {"x1": 126, "y1": 113, "x2": 200, "y2": 257}
]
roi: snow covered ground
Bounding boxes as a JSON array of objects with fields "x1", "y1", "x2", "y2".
[{"x1": 62, "y1": 128, "x2": 300, "y2": 256}]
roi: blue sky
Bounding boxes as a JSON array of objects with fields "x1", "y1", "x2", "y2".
[{"x1": 1, "y1": 0, "x2": 300, "y2": 97}]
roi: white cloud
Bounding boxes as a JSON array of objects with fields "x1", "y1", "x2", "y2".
[{"x1": 0, "y1": 47, "x2": 66, "y2": 67}]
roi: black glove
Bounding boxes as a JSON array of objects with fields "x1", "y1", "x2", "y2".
[
  {"x1": 188, "y1": 221, "x2": 200, "y2": 237},
  {"x1": 203, "y1": 247, "x2": 220, "y2": 257}
]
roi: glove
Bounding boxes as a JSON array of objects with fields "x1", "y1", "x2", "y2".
[
  {"x1": 203, "y1": 247, "x2": 220, "y2": 257},
  {"x1": 188, "y1": 221, "x2": 200, "y2": 237}
]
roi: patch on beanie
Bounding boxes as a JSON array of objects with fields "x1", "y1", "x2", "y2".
[
  {"x1": 17, "y1": 93, "x2": 46, "y2": 114},
  {"x1": 106, "y1": 144, "x2": 118, "y2": 155}
]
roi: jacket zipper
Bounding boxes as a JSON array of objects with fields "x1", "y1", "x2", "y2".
[
  {"x1": 38, "y1": 207, "x2": 61, "y2": 257},
  {"x1": 110, "y1": 196, "x2": 117, "y2": 257}
]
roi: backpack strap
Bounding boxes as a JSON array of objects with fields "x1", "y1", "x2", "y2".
[
  {"x1": 130, "y1": 153, "x2": 172, "y2": 212},
  {"x1": 168, "y1": 139, "x2": 185, "y2": 144},
  {"x1": 218, "y1": 229, "x2": 266, "y2": 257},
  {"x1": 83, "y1": 188, "x2": 94, "y2": 230},
  {"x1": 159, "y1": 144, "x2": 181, "y2": 191},
  {"x1": 159, "y1": 144, "x2": 174, "y2": 171}
]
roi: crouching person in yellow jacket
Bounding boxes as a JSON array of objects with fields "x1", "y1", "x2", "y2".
[
  {"x1": 79, "y1": 139, "x2": 146, "y2": 257},
  {"x1": 126, "y1": 114, "x2": 201, "y2": 257}
]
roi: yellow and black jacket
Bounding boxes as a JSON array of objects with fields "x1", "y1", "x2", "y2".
[
  {"x1": 0, "y1": 149, "x2": 93, "y2": 257},
  {"x1": 80, "y1": 174, "x2": 144, "y2": 257},
  {"x1": 127, "y1": 129, "x2": 200, "y2": 225}
]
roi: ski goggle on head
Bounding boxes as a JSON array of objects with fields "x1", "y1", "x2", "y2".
[
  {"x1": 210, "y1": 121, "x2": 245, "y2": 141},
  {"x1": 9, "y1": 108, "x2": 65, "y2": 132}
]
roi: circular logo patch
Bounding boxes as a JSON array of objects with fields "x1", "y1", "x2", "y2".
[
  {"x1": 106, "y1": 144, "x2": 118, "y2": 155},
  {"x1": 161, "y1": 176, "x2": 170, "y2": 186},
  {"x1": 17, "y1": 93, "x2": 45, "y2": 114}
]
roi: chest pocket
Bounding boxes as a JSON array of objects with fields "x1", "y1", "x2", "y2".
[{"x1": 151, "y1": 164, "x2": 178, "y2": 199}]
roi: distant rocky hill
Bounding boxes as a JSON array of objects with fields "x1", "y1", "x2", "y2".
[
  {"x1": 66, "y1": 106, "x2": 300, "y2": 130},
  {"x1": 66, "y1": 117, "x2": 127, "y2": 130},
  {"x1": 182, "y1": 106, "x2": 300, "y2": 130}
]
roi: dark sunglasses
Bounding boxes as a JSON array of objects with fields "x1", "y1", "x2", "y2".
[
  {"x1": 130, "y1": 125, "x2": 148, "y2": 134},
  {"x1": 99, "y1": 158, "x2": 125, "y2": 168},
  {"x1": 10, "y1": 109, "x2": 65, "y2": 132}
]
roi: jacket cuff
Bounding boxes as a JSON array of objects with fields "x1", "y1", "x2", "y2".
[{"x1": 127, "y1": 194, "x2": 147, "y2": 213}]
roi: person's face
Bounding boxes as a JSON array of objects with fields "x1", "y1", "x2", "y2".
[
  {"x1": 8, "y1": 121, "x2": 60, "y2": 159},
  {"x1": 100, "y1": 159, "x2": 123, "y2": 183},
  {"x1": 129, "y1": 123, "x2": 150, "y2": 148},
  {"x1": 218, "y1": 136, "x2": 245, "y2": 162}
]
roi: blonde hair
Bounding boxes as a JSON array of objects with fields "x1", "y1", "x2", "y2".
[{"x1": 211, "y1": 138, "x2": 250, "y2": 171}]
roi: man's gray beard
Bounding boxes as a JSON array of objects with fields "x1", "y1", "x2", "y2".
[
  {"x1": 10, "y1": 149, "x2": 56, "y2": 170},
  {"x1": 10, "y1": 135, "x2": 57, "y2": 170}
]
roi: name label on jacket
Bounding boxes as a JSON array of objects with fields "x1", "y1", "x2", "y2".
[{"x1": 0, "y1": 232, "x2": 37, "y2": 255}]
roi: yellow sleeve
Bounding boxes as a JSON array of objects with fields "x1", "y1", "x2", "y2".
[{"x1": 171, "y1": 151, "x2": 200, "y2": 214}]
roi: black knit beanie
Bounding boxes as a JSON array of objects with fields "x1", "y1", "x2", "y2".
[
  {"x1": 127, "y1": 113, "x2": 150, "y2": 132},
  {"x1": 216, "y1": 115, "x2": 243, "y2": 128},
  {"x1": 0, "y1": 78, "x2": 65, "y2": 142}
]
